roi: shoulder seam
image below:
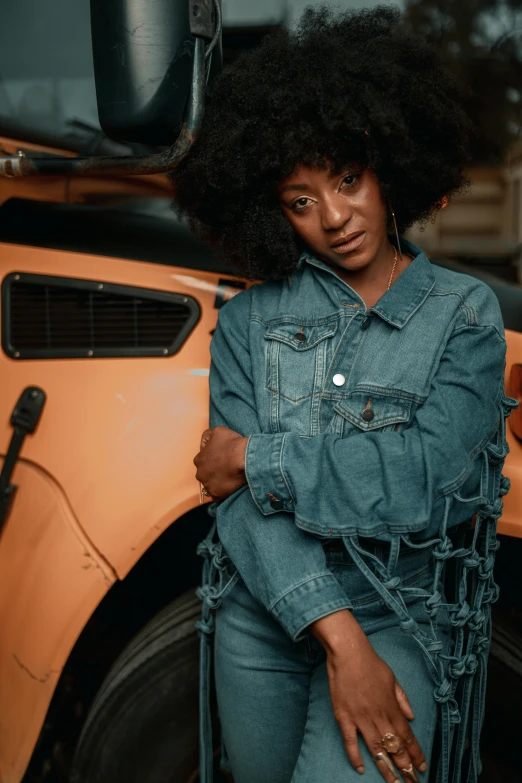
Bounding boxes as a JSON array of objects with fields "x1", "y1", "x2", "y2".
[
  {"x1": 453, "y1": 322, "x2": 506, "y2": 342},
  {"x1": 429, "y1": 287, "x2": 474, "y2": 326},
  {"x1": 430, "y1": 283, "x2": 503, "y2": 333}
]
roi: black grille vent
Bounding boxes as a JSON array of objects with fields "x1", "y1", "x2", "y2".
[{"x1": 2, "y1": 273, "x2": 200, "y2": 359}]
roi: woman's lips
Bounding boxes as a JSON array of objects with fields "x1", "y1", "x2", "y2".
[{"x1": 331, "y1": 231, "x2": 365, "y2": 254}]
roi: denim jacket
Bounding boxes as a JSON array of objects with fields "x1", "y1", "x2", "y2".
[{"x1": 196, "y1": 238, "x2": 517, "y2": 783}]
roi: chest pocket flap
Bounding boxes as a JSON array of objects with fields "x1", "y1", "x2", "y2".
[
  {"x1": 334, "y1": 392, "x2": 412, "y2": 431},
  {"x1": 264, "y1": 319, "x2": 338, "y2": 351}
]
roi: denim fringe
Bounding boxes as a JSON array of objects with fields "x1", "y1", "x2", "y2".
[
  {"x1": 196, "y1": 394, "x2": 517, "y2": 783},
  {"x1": 196, "y1": 521, "x2": 238, "y2": 781}
]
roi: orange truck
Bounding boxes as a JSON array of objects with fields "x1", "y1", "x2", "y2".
[{"x1": 0, "y1": 2, "x2": 521, "y2": 782}]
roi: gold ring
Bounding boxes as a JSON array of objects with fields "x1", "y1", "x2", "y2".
[
  {"x1": 400, "y1": 764, "x2": 420, "y2": 783},
  {"x1": 199, "y1": 483, "x2": 211, "y2": 503},
  {"x1": 382, "y1": 732, "x2": 404, "y2": 754},
  {"x1": 374, "y1": 751, "x2": 396, "y2": 777}
]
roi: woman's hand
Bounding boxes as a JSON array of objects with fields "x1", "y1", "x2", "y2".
[
  {"x1": 194, "y1": 426, "x2": 248, "y2": 502},
  {"x1": 310, "y1": 610, "x2": 427, "y2": 782}
]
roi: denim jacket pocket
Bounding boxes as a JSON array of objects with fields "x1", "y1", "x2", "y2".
[
  {"x1": 265, "y1": 318, "x2": 338, "y2": 403},
  {"x1": 331, "y1": 391, "x2": 413, "y2": 436}
]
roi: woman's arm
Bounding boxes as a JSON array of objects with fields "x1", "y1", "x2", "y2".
[
  {"x1": 203, "y1": 289, "x2": 353, "y2": 641},
  {"x1": 244, "y1": 307, "x2": 508, "y2": 536},
  {"x1": 198, "y1": 292, "x2": 508, "y2": 539},
  {"x1": 309, "y1": 609, "x2": 428, "y2": 778}
]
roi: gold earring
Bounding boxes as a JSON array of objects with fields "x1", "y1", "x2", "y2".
[{"x1": 389, "y1": 204, "x2": 403, "y2": 263}]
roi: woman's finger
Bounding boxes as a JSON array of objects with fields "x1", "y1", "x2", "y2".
[
  {"x1": 394, "y1": 680, "x2": 415, "y2": 720},
  {"x1": 374, "y1": 751, "x2": 401, "y2": 783},
  {"x1": 371, "y1": 724, "x2": 415, "y2": 783},
  {"x1": 337, "y1": 718, "x2": 365, "y2": 775},
  {"x1": 376, "y1": 720, "x2": 426, "y2": 782},
  {"x1": 359, "y1": 725, "x2": 400, "y2": 783},
  {"x1": 391, "y1": 719, "x2": 427, "y2": 776},
  {"x1": 200, "y1": 428, "x2": 213, "y2": 449}
]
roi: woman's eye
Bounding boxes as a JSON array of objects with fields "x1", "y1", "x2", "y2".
[
  {"x1": 341, "y1": 173, "x2": 359, "y2": 189},
  {"x1": 290, "y1": 197, "x2": 312, "y2": 213}
]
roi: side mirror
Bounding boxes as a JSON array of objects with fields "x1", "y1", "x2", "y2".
[
  {"x1": 0, "y1": 0, "x2": 221, "y2": 177},
  {"x1": 90, "y1": 0, "x2": 222, "y2": 146}
]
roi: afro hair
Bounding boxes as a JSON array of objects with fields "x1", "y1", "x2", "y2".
[{"x1": 173, "y1": 4, "x2": 473, "y2": 280}]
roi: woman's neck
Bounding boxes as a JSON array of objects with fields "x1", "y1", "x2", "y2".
[{"x1": 325, "y1": 244, "x2": 414, "y2": 309}]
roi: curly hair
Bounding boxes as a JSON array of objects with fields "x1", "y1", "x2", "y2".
[{"x1": 173, "y1": 5, "x2": 472, "y2": 280}]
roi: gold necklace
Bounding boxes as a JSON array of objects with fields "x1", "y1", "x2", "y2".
[{"x1": 387, "y1": 246, "x2": 398, "y2": 291}]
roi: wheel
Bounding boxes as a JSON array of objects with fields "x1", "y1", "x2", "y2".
[
  {"x1": 70, "y1": 589, "x2": 225, "y2": 783},
  {"x1": 479, "y1": 608, "x2": 522, "y2": 782},
  {"x1": 478, "y1": 536, "x2": 522, "y2": 781}
]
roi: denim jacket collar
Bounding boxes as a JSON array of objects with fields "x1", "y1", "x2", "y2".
[{"x1": 298, "y1": 237, "x2": 435, "y2": 329}]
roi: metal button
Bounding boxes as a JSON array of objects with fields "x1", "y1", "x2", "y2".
[
  {"x1": 295, "y1": 332, "x2": 306, "y2": 342},
  {"x1": 333, "y1": 373, "x2": 346, "y2": 387},
  {"x1": 269, "y1": 496, "x2": 282, "y2": 509},
  {"x1": 362, "y1": 408, "x2": 375, "y2": 422},
  {"x1": 361, "y1": 317, "x2": 372, "y2": 330}
]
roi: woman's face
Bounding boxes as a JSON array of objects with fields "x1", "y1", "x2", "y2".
[{"x1": 277, "y1": 164, "x2": 389, "y2": 274}]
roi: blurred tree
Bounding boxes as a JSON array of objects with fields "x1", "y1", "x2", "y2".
[{"x1": 404, "y1": 0, "x2": 522, "y2": 162}]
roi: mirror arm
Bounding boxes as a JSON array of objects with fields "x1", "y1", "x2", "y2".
[{"x1": 0, "y1": 36, "x2": 207, "y2": 178}]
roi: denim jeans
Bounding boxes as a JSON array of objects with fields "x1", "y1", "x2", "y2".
[{"x1": 214, "y1": 543, "x2": 450, "y2": 783}]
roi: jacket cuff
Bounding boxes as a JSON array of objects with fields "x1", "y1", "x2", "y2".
[
  {"x1": 245, "y1": 433, "x2": 294, "y2": 515},
  {"x1": 270, "y1": 573, "x2": 354, "y2": 641}
]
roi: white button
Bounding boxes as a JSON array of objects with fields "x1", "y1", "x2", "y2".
[{"x1": 333, "y1": 373, "x2": 345, "y2": 387}]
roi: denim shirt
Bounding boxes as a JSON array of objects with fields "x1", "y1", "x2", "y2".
[{"x1": 196, "y1": 238, "x2": 517, "y2": 783}]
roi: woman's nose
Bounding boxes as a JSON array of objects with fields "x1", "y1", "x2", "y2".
[{"x1": 321, "y1": 196, "x2": 352, "y2": 232}]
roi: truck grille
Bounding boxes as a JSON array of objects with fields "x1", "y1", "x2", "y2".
[{"x1": 2, "y1": 273, "x2": 200, "y2": 359}]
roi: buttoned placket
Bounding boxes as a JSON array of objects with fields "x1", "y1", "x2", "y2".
[
  {"x1": 302, "y1": 258, "x2": 380, "y2": 435},
  {"x1": 300, "y1": 247, "x2": 438, "y2": 436}
]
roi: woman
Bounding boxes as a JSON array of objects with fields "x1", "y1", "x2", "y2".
[{"x1": 175, "y1": 7, "x2": 516, "y2": 783}]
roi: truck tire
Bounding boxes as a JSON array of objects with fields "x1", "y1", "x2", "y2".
[
  {"x1": 480, "y1": 609, "x2": 522, "y2": 781},
  {"x1": 69, "y1": 589, "x2": 223, "y2": 783}
]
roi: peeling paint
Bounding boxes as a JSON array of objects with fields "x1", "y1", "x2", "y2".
[
  {"x1": 81, "y1": 550, "x2": 112, "y2": 585},
  {"x1": 13, "y1": 654, "x2": 55, "y2": 684},
  {"x1": 172, "y1": 274, "x2": 218, "y2": 294},
  {"x1": 125, "y1": 23, "x2": 145, "y2": 37}
]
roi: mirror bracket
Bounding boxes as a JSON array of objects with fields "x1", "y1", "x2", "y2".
[{"x1": 189, "y1": 0, "x2": 216, "y2": 40}]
